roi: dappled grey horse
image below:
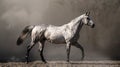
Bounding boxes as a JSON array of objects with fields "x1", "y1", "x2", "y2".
[{"x1": 17, "y1": 12, "x2": 95, "y2": 63}]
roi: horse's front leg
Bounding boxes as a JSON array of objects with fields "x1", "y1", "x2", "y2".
[
  {"x1": 66, "y1": 41, "x2": 71, "y2": 62},
  {"x1": 72, "y1": 42, "x2": 84, "y2": 60},
  {"x1": 26, "y1": 42, "x2": 35, "y2": 63}
]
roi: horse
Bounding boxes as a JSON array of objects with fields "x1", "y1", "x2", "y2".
[{"x1": 16, "y1": 12, "x2": 95, "y2": 63}]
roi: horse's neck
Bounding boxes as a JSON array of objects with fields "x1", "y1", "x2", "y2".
[{"x1": 68, "y1": 15, "x2": 84, "y2": 34}]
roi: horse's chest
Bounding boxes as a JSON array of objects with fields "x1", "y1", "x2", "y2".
[
  {"x1": 71, "y1": 26, "x2": 80, "y2": 41},
  {"x1": 72, "y1": 34, "x2": 80, "y2": 41}
]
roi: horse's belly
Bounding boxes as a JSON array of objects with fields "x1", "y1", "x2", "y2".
[
  {"x1": 48, "y1": 34, "x2": 66, "y2": 44},
  {"x1": 45, "y1": 26, "x2": 66, "y2": 44}
]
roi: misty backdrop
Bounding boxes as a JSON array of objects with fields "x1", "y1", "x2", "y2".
[{"x1": 0, "y1": 0, "x2": 120, "y2": 62}]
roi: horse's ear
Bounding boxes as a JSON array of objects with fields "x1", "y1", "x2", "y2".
[{"x1": 86, "y1": 12, "x2": 90, "y2": 16}]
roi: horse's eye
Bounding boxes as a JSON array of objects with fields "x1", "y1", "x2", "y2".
[{"x1": 87, "y1": 18, "x2": 90, "y2": 20}]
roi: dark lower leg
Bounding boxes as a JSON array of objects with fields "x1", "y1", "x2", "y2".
[
  {"x1": 39, "y1": 41, "x2": 47, "y2": 63},
  {"x1": 74, "y1": 42, "x2": 84, "y2": 60},
  {"x1": 26, "y1": 44, "x2": 35, "y2": 63},
  {"x1": 67, "y1": 49, "x2": 70, "y2": 62},
  {"x1": 66, "y1": 44, "x2": 71, "y2": 62},
  {"x1": 40, "y1": 50, "x2": 46, "y2": 63},
  {"x1": 26, "y1": 46, "x2": 30, "y2": 63}
]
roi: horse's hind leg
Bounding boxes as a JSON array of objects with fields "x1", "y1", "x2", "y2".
[
  {"x1": 72, "y1": 42, "x2": 84, "y2": 60},
  {"x1": 38, "y1": 41, "x2": 47, "y2": 63},
  {"x1": 26, "y1": 41, "x2": 36, "y2": 63}
]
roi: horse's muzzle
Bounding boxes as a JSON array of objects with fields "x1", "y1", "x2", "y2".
[{"x1": 91, "y1": 24, "x2": 95, "y2": 28}]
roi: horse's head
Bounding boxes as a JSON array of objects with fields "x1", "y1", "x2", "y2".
[{"x1": 82, "y1": 12, "x2": 95, "y2": 28}]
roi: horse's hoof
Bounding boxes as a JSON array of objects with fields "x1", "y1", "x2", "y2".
[
  {"x1": 81, "y1": 56, "x2": 84, "y2": 60},
  {"x1": 67, "y1": 60, "x2": 69, "y2": 62},
  {"x1": 25, "y1": 61, "x2": 29, "y2": 64},
  {"x1": 43, "y1": 61, "x2": 47, "y2": 63},
  {"x1": 81, "y1": 58, "x2": 84, "y2": 61}
]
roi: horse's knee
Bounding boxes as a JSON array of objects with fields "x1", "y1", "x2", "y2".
[
  {"x1": 38, "y1": 48, "x2": 42, "y2": 52},
  {"x1": 38, "y1": 46, "x2": 43, "y2": 52}
]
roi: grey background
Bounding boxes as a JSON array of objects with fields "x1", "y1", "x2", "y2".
[{"x1": 0, "y1": 0, "x2": 120, "y2": 62}]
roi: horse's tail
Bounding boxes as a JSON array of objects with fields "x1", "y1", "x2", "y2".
[{"x1": 16, "y1": 25, "x2": 35, "y2": 45}]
